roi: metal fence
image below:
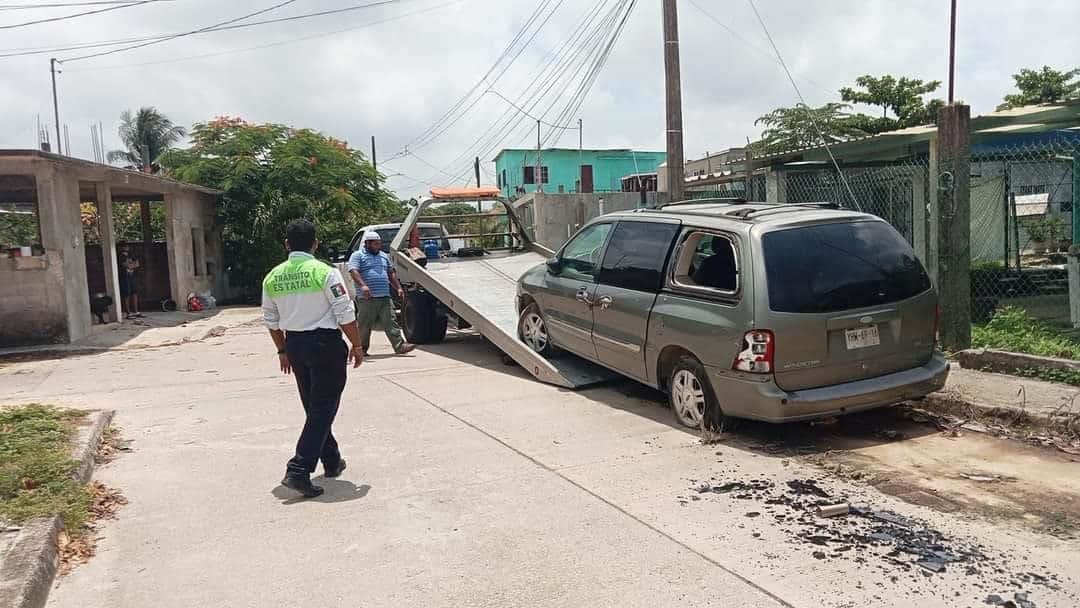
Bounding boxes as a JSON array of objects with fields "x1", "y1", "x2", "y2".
[{"x1": 753, "y1": 136, "x2": 1080, "y2": 332}]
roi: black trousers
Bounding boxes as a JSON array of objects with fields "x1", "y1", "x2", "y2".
[{"x1": 285, "y1": 328, "x2": 348, "y2": 479}]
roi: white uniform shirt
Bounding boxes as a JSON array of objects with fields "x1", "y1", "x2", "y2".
[{"x1": 262, "y1": 252, "x2": 355, "y2": 332}]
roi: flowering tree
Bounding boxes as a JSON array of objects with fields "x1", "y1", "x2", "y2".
[{"x1": 161, "y1": 117, "x2": 405, "y2": 298}]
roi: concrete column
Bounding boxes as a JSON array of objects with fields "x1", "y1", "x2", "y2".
[
  {"x1": 95, "y1": 183, "x2": 122, "y2": 322},
  {"x1": 765, "y1": 169, "x2": 787, "y2": 203},
  {"x1": 163, "y1": 193, "x2": 182, "y2": 307},
  {"x1": 911, "y1": 166, "x2": 928, "y2": 266},
  {"x1": 934, "y1": 104, "x2": 972, "y2": 351},
  {"x1": 37, "y1": 167, "x2": 91, "y2": 342}
]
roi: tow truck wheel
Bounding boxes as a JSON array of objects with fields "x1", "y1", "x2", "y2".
[{"x1": 403, "y1": 290, "x2": 447, "y2": 344}]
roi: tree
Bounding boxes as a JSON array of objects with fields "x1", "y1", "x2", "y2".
[
  {"x1": 753, "y1": 103, "x2": 867, "y2": 155},
  {"x1": 997, "y1": 65, "x2": 1080, "y2": 110},
  {"x1": 108, "y1": 107, "x2": 187, "y2": 174},
  {"x1": 839, "y1": 74, "x2": 943, "y2": 133},
  {"x1": 160, "y1": 116, "x2": 405, "y2": 299},
  {"x1": 422, "y1": 202, "x2": 481, "y2": 234}
]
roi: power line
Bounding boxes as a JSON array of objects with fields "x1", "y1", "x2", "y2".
[
  {"x1": 63, "y1": 0, "x2": 462, "y2": 72},
  {"x1": 398, "y1": 0, "x2": 565, "y2": 155},
  {"x1": 0, "y1": 0, "x2": 164, "y2": 29},
  {"x1": 443, "y1": 0, "x2": 631, "y2": 182},
  {"x1": 486, "y1": 89, "x2": 579, "y2": 129},
  {"x1": 434, "y1": 0, "x2": 618, "y2": 181},
  {"x1": 745, "y1": 0, "x2": 859, "y2": 211},
  {"x1": 61, "y1": 0, "x2": 409, "y2": 63},
  {"x1": 685, "y1": 0, "x2": 832, "y2": 98},
  {"x1": 0, "y1": 1, "x2": 171, "y2": 10},
  {"x1": 0, "y1": 0, "x2": 412, "y2": 59}
]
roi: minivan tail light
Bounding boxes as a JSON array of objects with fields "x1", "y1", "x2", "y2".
[{"x1": 733, "y1": 330, "x2": 775, "y2": 374}]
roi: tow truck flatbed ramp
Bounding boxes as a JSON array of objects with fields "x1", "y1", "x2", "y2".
[{"x1": 390, "y1": 190, "x2": 618, "y2": 389}]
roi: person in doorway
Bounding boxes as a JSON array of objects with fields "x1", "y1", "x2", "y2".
[
  {"x1": 117, "y1": 245, "x2": 142, "y2": 319},
  {"x1": 348, "y1": 231, "x2": 415, "y2": 356},
  {"x1": 263, "y1": 220, "x2": 365, "y2": 498}
]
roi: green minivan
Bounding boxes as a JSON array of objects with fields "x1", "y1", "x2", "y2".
[{"x1": 516, "y1": 201, "x2": 949, "y2": 427}]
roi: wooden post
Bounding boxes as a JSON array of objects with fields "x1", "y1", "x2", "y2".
[{"x1": 935, "y1": 104, "x2": 971, "y2": 351}]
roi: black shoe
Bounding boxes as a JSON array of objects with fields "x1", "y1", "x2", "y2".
[
  {"x1": 324, "y1": 459, "x2": 347, "y2": 478},
  {"x1": 281, "y1": 476, "x2": 324, "y2": 497}
]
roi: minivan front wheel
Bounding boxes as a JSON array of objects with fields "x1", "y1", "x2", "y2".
[
  {"x1": 518, "y1": 303, "x2": 554, "y2": 356},
  {"x1": 669, "y1": 357, "x2": 718, "y2": 429}
]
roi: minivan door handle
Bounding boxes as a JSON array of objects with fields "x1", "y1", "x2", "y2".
[
  {"x1": 596, "y1": 295, "x2": 613, "y2": 310},
  {"x1": 576, "y1": 286, "x2": 595, "y2": 306}
]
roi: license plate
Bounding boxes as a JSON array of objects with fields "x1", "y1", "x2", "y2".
[{"x1": 845, "y1": 325, "x2": 880, "y2": 350}]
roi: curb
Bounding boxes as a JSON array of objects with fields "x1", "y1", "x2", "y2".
[
  {"x1": 0, "y1": 516, "x2": 63, "y2": 608},
  {"x1": 956, "y1": 348, "x2": 1080, "y2": 375},
  {"x1": 0, "y1": 409, "x2": 115, "y2": 608},
  {"x1": 921, "y1": 392, "x2": 1080, "y2": 438},
  {"x1": 73, "y1": 410, "x2": 115, "y2": 484}
]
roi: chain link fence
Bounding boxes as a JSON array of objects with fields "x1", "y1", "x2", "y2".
[{"x1": 741, "y1": 135, "x2": 1079, "y2": 334}]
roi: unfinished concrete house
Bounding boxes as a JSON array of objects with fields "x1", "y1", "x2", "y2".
[{"x1": 0, "y1": 150, "x2": 222, "y2": 347}]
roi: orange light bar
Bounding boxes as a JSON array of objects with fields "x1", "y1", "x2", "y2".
[{"x1": 429, "y1": 186, "x2": 502, "y2": 200}]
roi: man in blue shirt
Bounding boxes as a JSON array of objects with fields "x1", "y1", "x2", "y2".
[{"x1": 348, "y1": 231, "x2": 415, "y2": 355}]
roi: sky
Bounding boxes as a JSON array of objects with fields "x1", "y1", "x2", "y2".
[{"x1": 0, "y1": 0, "x2": 1077, "y2": 200}]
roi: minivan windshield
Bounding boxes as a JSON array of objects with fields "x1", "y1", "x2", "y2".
[{"x1": 762, "y1": 220, "x2": 931, "y2": 314}]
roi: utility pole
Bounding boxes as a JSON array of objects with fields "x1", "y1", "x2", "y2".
[
  {"x1": 578, "y1": 118, "x2": 583, "y2": 193},
  {"x1": 947, "y1": 0, "x2": 957, "y2": 104},
  {"x1": 50, "y1": 58, "x2": 62, "y2": 155},
  {"x1": 662, "y1": 0, "x2": 685, "y2": 201},
  {"x1": 536, "y1": 120, "x2": 542, "y2": 194},
  {"x1": 474, "y1": 156, "x2": 481, "y2": 212},
  {"x1": 371, "y1": 136, "x2": 377, "y2": 172},
  {"x1": 935, "y1": 104, "x2": 971, "y2": 351}
]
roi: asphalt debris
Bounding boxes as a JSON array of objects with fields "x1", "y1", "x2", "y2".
[{"x1": 684, "y1": 475, "x2": 1066, "y2": 604}]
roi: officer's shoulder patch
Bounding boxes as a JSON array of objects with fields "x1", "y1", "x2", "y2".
[{"x1": 330, "y1": 283, "x2": 347, "y2": 298}]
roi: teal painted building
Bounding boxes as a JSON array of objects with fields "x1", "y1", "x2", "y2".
[{"x1": 493, "y1": 148, "x2": 666, "y2": 199}]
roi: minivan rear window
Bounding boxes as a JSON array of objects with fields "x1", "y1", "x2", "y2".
[{"x1": 762, "y1": 221, "x2": 930, "y2": 313}]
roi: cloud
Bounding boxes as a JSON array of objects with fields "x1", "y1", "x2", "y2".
[{"x1": 0, "y1": 0, "x2": 1076, "y2": 200}]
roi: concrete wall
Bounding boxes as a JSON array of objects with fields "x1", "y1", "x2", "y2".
[
  {"x1": 165, "y1": 190, "x2": 222, "y2": 304},
  {"x1": 0, "y1": 156, "x2": 85, "y2": 345},
  {"x1": 513, "y1": 192, "x2": 659, "y2": 250}
]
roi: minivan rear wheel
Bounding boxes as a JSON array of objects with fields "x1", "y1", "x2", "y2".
[{"x1": 669, "y1": 357, "x2": 719, "y2": 429}]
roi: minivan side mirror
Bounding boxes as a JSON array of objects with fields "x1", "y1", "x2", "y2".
[{"x1": 545, "y1": 257, "x2": 562, "y2": 274}]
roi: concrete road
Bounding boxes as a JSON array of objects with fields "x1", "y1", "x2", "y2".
[{"x1": 0, "y1": 323, "x2": 1077, "y2": 607}]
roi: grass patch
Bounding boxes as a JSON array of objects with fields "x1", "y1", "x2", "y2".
[
  {"x1": 0, "y1": 404, "x2": 91, "y2": 529},
  {"x1": 972, "y1": 306, "x2": 1080, "y2": 360}
]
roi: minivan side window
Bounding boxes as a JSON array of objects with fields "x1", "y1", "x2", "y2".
[
  {"x1": 671, "y1": 231, "x2": 739, "y2": 294},
  {"x1": 597, "y1": 221, "x2": 680, "y2": 292},
  {"x1": 559, "y1": 223, "x2": 612, "y2": 280}
]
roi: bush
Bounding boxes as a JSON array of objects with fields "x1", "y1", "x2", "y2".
[{"x1": 972, "y1": 306, "x2": 1080, "y2": 359}]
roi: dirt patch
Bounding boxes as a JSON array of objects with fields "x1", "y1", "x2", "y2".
[
  {"x1": 807, "y1": 427, "x2": 1080, "y2": 539},
  {"x1": 681, "y1": 475, "x2": 1074, "y2": 606}
]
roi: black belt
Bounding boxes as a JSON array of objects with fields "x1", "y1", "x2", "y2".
[{"x1": 286, "y1": 327, "x2": 340, "y2": 336}]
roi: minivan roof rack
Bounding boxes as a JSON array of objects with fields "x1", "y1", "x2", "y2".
[
  {"x1": 725, "y1": 202, "x2": 841, "y2": 219},
  {"x1": 658, "y1": 197, "x2": 747, "y2": 209}
]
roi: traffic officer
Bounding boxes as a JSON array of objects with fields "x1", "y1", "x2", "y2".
[{"x1": 262, "y1": 219, "x2": 364, "y2": 498}]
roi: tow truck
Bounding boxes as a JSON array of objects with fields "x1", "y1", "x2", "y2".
[{"x1": 385, "y1": 187, "x2": 617, "y2": 389}]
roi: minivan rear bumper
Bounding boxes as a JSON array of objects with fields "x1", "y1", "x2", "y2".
[{"x1": 712, "y1": 353, "x2": 950, "y2": 423}]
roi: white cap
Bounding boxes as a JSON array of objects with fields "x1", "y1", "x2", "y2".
[{"x1": 361, "y1": 231, "x2": 381, "y2": 243}]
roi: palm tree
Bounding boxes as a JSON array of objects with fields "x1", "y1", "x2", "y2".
[{"x1": 107, "y1": 107, "x2": 186, "y2": 174}]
